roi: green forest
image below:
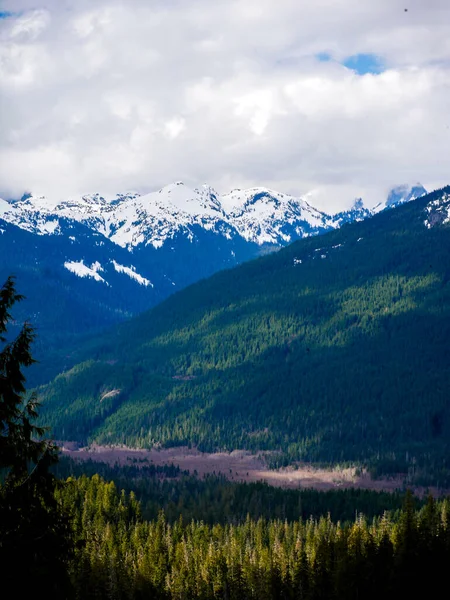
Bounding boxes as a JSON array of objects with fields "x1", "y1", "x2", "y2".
[
  {"x1": 40, "y1": 473, "x2": 450, "y2": 599},
  {"x1": 54, "y1": 456, "x2": 410, "y2": 525},
  {"x1": 39, "y1": 188, "x2": 450, "y2": 483}
]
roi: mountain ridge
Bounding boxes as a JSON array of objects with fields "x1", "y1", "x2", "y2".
[
  {"x1": 1, "y1": 181, "x2": 426, "y2": 249},
  {"x1": 0, "y1": 180, "x2": 427, "y2": 379},
  {"x1": 39, "y1": 186, "x2": 450, "y2": 484}
]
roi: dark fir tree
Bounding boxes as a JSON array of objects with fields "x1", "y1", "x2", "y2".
[{"x1": 0, "y1": 276, "x2": 73, "y2": 598}]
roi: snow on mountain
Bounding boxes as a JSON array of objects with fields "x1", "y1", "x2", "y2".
[
  {"x1": 112, "y1": 260, "x2": 153, "y2": 287},
  {"x1": 105, "y1": 183, "x2": 230, "y2": 249},
  {"x1": 330, "y1": 199, "x2": 373, "y2": 228},
  {"x1": 63, "y1": 257, "x2": 153, "y2": 288},
  {"x1": 424, "y1": 190, "x2": 450, "y2": 229},
  {"x1": 220, "y1": 187, "x2": 332, "y2": 244},
  {"x1": 0, "y1": 194, "x2": 62, "y2": 236},
  {"x1": 372, "y1": 183, "x2": 427, "y2": 214},
  {"x1": 64, "y1": 260, "x2": 108, "y2": 284},
  {"x1": 0, "y1": 198, "x2": 11, "y2": 215},
  {"x1": 0, "y1": 183, "x2": 332, "y2": 249},
  {"x1": 0, "y1": 182, "x2": 427, "y2": 252}
]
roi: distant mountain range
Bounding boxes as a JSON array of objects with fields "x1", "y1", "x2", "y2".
[
  {"x1": 1, "y1": 182, "x2": 427, "y2": 247},
  {"x1": 0, "y1": 181, "x2": 426, "y2": 364},
  {"x1": 39, "y1": 185, "x2": 450, "y2": 484}
]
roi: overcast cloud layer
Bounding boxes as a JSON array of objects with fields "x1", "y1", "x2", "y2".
[{"x1": 1, "y1": 0, "x2": 449, "y2": 211}]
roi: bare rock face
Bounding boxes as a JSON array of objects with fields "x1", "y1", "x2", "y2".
[{"x1": 424, "y1": 191, "x2": 450, "y2": 229}]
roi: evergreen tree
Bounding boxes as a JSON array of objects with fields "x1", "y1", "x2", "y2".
[{"x1": 0, "y1": 276, "x2": 73, "y2": 598}]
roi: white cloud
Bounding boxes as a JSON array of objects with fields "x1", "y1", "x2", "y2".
[
  {"x1": 9, "y1": 9, "x2": 50, "y2": 41},
  {"x1": 164, "y1": 116, "x2": 185, "y2": 139},
  {"x1": 0, "y1": 0, "x2": 449, "y2": 211}
]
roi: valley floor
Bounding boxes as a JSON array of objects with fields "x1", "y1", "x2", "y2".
[{"x1": 60, "y1": 444, "x2": 437, "y2": 495}]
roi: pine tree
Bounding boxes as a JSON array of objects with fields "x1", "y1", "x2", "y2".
[{"x1": 0, "y1": 276, "x2": 73, "y2": 598}]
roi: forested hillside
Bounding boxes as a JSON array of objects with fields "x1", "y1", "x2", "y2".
[
  {"x1": 1, "y1": 181, "x2": 374, "y2": 382},
  {"x1": 40, "y1": 187, "x2": 450, "y2": 483},
  {"x1": 0, "y1": 217, "x2": 259, "y2": 385}
]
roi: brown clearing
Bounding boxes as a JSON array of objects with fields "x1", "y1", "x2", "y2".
[
  {"x1": 60, "y1": 444, "x2": 442, "y2": 496},
  {"x1": 99, "y1": 389, "x2": 121, "y2": 402}
]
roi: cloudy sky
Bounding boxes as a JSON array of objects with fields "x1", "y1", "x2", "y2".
[{"x1": 0, "y1": 0, "x2": 449, "y2": 211}]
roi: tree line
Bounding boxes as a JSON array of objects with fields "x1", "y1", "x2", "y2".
[{"x1": 54, "y1": 455, "x2": 410, "y2": 525}]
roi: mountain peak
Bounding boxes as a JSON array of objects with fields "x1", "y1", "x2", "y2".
[
  {"x1": 351, "y1": 198, "x2": 364, "y2": 211},
  {"x1": 198, "y1": 184, "x2": 219, "y2": 198},
  {"x1": 373, "y1": 183, "x2": 427, "y2": 214},
  {"x1": 385, "y1": 183, "x2": 427, "y2": 207}
]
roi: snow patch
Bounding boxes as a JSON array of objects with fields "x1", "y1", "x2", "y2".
[
  {"x1": 0, "y1": 198, "x2": 11, "y2": 216},
  {"x1": 38, "y1": 219, "x2": 59, "y2": 234},
  {"x1": 64, "y1": 260, "x2": 108, "y2": 284},
  {"x1": 112, "y1": 260, "x2": 153, "y2": 287},
  {"x1": 424, "y1": 193, "x2": 450, "y2": 229}
]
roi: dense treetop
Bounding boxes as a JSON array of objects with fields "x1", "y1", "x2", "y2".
[{"x1": 59, "y1": 473, "x2": 450, "y2": 600}]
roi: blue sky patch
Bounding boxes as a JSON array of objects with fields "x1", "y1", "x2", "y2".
[
  {"x1": 0, "y1": 11, "x2": 15, "y2": 19},
  {"x1": 342, "y1": 53, "x2": 385, "y2": 75},
  {"x1": 316, "y1": 52, "x2": 332, "y2": 62}
]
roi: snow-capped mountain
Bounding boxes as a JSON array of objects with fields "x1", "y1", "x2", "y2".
[
  {"x1": 0, "y1": 182, "x2": 336, "y2": 250},
  {"x1": 0, "y1": 180, "x2": 427, "y2": 385},
  {"x1": 1, "y1": 181, "x2": 427, "y2": 252},
  {"x1": 372, "y1": 183, "x2": 427, "y2": 214},
  {"x1": 219, "y1": 187, "x2": 334, "y2": 244},
  {"x1": 328, "y1": 198, "x2": 373, "y2": 228}
]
